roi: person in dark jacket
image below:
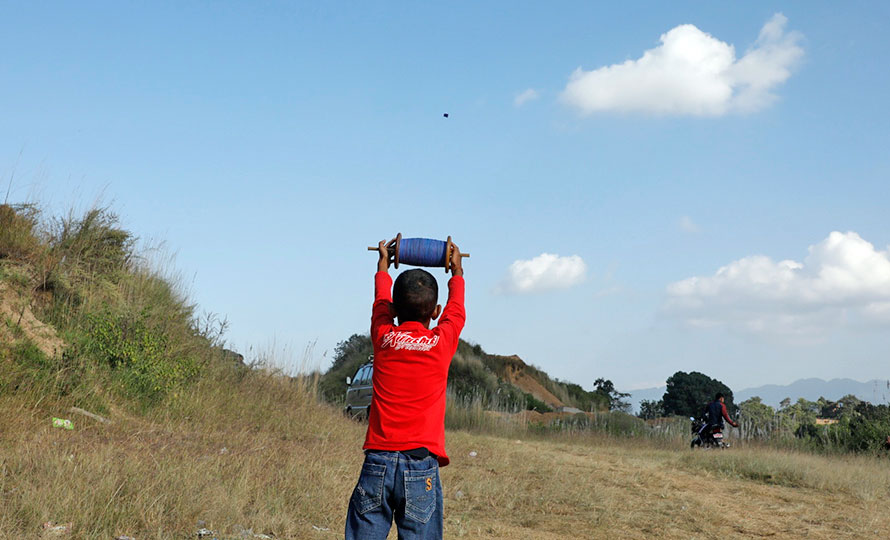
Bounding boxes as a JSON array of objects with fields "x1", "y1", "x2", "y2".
[{"x1": 706, "y1": 393, "x2": 738, "y2": 429}]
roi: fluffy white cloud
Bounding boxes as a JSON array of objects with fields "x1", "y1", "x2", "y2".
[
  {"x1": 561, "y1": 13, "x2": 803, "y2": 116},
  {"x1": 514, "y1": 88, "x2": 540, "y2": 107},
  {"x1": 665, "y1": 232, "x2": 890, "y2": 337},
  {"x1": 499, "y1": 253, "x2": 587, "y2": 294}
]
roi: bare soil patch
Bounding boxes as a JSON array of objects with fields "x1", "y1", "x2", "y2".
[
  {"x1": 0, "y1": 281, "x2": 66, "y2": 358},
  {"x1": 501, "y1": 358, "x2": 564, "y2": 408}
]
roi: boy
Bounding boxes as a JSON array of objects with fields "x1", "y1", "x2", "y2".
[{"x1": 345, "y1": 239, "x2": 466, "y2": 540}]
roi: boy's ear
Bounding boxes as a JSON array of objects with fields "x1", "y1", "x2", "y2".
[
  {"x1": 389, "y1": 304, "x2": 397, "y2": 320},
  {"x1": 431, "y1": 304, "x2": 442, "y2": 321}
]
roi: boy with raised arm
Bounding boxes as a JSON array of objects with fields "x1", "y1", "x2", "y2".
[{"x1": 345, "y1": 239, "x2": 466, "y2": 540}]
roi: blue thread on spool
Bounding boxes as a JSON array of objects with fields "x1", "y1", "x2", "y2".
[
  {"x1": 368, "y1": 233, "x2": 467, "y2": 272},
  {"x1": 398, "y1": 238, "x2": 448, "y2": 267}
]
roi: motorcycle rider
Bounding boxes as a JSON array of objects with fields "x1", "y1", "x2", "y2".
[{"x1": 706, "y1": 392, "x2": 739, "y2": 430}]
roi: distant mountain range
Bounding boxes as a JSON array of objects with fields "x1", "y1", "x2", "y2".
[{"x1": 628, "y1": 378, "x2": 890, "y2": 413}]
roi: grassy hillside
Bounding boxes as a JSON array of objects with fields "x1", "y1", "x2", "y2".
[
  {"x1": 2, "y1": 203, "x2": 889, "y2": 538},
  {"x1": 1, "y1": 204, "x2": 225, "y2": 409}
]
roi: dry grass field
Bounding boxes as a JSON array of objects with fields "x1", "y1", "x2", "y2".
[{"x1": 2, "y1": 366, "x2": 888, "y2": 539}]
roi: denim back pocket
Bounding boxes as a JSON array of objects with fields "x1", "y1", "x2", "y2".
[
  {"x1": 404, "y1": 465, "x2": 438, "y2": 524},
  {"x1": 352, "y1": 462, "x2": 386, "y2": 515}
]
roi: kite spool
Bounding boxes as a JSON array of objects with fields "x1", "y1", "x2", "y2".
[{"x1": 367, "y1": 233, "x2": 469, "y2": 273}]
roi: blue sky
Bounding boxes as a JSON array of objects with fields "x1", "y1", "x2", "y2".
[{"x1": 3, "y1": 2, "x2": 889, "y2": 393}]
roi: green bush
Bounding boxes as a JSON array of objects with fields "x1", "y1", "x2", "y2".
[
  {"x1": 84, "y1": 309, "x2": 200, "y2": 399},
  {"x1": 524, "y1": 392, "x2": 552, "y2": 413}
]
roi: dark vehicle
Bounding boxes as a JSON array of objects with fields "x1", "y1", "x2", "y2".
[
  {"x1": 345, "y1": 355, "x2": 373, "y2": 420},
  {"x1": 690, "y1": 416, "x2": 729, "y2": 449}
]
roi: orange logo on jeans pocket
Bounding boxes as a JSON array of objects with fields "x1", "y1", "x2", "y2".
[{"x1": 425, "y1": 477, "x2": 432, "y2": 491}]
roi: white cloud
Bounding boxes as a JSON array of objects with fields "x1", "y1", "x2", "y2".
[
  {"x1": 664, "y1": 232, "x2": 890, "y2": 338},
  {"x1": 514, "y1": 88, "x2": 540, "y2": 107},
  {"x1": 561, "y1": 13, "x2": 803, "y2": 117},
  {"x1": 679, "y1": 216, "x2": 700, "y2": 233},
  {"x1": 499, "y1": 253, "x2": 587, "y2": 294}
]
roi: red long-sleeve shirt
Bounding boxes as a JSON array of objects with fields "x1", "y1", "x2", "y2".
[{"x1": 363, "y1": 271, "x2": 466, "y2": 466}]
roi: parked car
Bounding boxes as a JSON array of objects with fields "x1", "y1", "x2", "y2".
[{"x1": 345, "y1": 355, "x2": 373, "y2": 420}]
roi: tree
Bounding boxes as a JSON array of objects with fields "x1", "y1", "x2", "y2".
[
  {"x1": 779, "y1": 397, "x2": 819, "y2": 427},
  {"x1": 638, "y1": 399, "x2": 664, "y2": 420},
  {"x1": 739, "y1": 396, "x2": 774, "y2": 423},
  {"x1": 593, "y1": 378, "x2": 631, "y2": 412},
  {"x1": 837, "y1": 394, "x2": 862, "y2": 417},
  {"x1": 739, "y1": 396, "x2": 775, "y2": 438},
  {"x1": 318, "y1": 333, "x2": 373, "y2": 401},
  {"x1": 661, "y1": 371, "x2": 735, "y2": 418}
]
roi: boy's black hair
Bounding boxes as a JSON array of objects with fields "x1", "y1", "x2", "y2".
[
  {"x1": 715, "y1": 392, "x2": 724, "y2": 401},
  {"x1": 392, "y1": 269, "x2": 438, "y2": 322}
]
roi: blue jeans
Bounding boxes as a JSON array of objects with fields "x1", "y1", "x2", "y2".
[{"x1": 345, "y1": 451, "x2": 443, "y2": 540}]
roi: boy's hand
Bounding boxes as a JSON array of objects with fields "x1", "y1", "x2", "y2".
[
  {"x1": 377, "y1": 240, "x2": 391, "y2": 273},
  {"x1": 450, "y1": 242, "x2": 464, "y2": 276}
]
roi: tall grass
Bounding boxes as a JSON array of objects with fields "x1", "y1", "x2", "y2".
[
  {"x1": 0, "y1": 360, "x2": 363, "y2": 538},
  {"x1": 675, "y1": 445, "x2": 890, "y2": 500}
]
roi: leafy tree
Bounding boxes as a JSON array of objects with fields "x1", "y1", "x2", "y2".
[
  {"x1": 739, "y1": 396, "x2": 774, "y2": 423},
  {"x1": 739, "y1": 396, "x2": 775, "y2": 437},
  {"x1": 594, "y1": 378, "x2": 631, "y2": 412},
  {"x1": 837, "y1": 394, "x2": 862, "y2": 417},
  {"x1": 795, "y1": 422, "x2": 820, "y2": 439},
  {"x1": 779, "y1": 397, "x2": 791, "y2": 410},
  {"x1": 637, "y1": 399, "x2": 664, "y2": 420},
  {"x1": 782, "y1": 397, "x2": 820, "y2": 425},
  {"x1": 845, "y1": 402, "x2": 890, "y2": 452},
  {"x1": 318, "y1": 334, "x2": 372, "y2": 402},
  {"x1": 661, "y1": 371, "x2": 735, "y2": 418}
]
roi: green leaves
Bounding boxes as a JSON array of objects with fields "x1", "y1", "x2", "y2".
[
  {"x1": 662, "y1": 371, "x2": 735, "y2": 418},
  {"x1": 85, "y1": 309, "x2": 200, "y2": 399}
]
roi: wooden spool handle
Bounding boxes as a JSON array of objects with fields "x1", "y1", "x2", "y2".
[{"x1": 367, "y1": 233, "x2": 469, "y2": 272}]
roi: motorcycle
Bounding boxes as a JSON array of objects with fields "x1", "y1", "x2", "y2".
[{"x1": 690, "y1": 417, "x2": 729, "y2": 449}]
